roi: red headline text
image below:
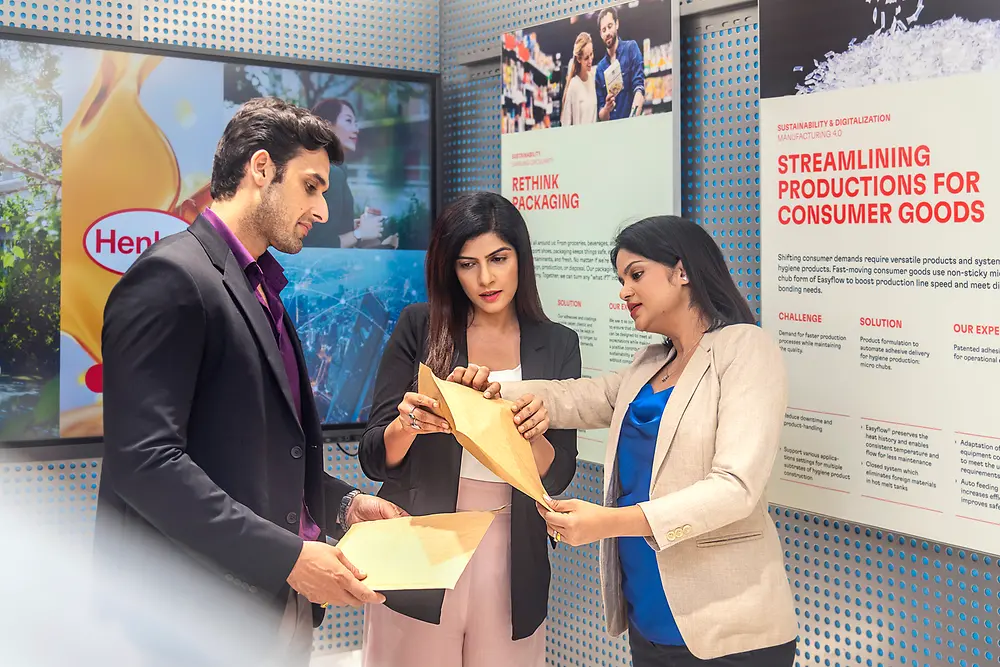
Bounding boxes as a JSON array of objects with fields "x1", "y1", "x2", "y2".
[
  {"x1": 510, "y1": 174, "x2": 581, "y2": 211},
  {"x1": 774, "y1": 145, "x2": 986, "y2": 226}
]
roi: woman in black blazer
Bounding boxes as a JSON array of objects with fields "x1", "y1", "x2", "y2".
[{"x1": 358, "y1": 192, "x2": 581, "y2": 667}]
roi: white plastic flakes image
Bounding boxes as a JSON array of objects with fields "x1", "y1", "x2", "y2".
[{"x1": 797, "y1": 16, "x2": 1000, "y2": 94}]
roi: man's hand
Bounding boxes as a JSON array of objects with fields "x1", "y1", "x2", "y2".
[
  {"x1": 286, "y1": 541, "x2": 385, "y2": 607},
  {"x1": 345, "y1": 494, "x2": 408, "y2": 528},
  {"x1": 599, "y1": 93, "x2": 616, "y2": 121},
  {"x1": 630, "y1": 90, "x2": 645, "y2": 117}
]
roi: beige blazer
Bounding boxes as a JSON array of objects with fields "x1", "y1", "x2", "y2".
[{"x1": 503, "y1": 324, "x2": 798, "y2": 659}]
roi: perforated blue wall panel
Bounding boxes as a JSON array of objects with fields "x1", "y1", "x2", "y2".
[
  {"x1": 774, "y1": 507, "x2": 999, "y2": 667},
  {"x1": 2, "y1": 0, "x2": 136, "y2": 36},
  {"x1": 548, "y1": 461, "x2": 632, "y2": 666},
  {"x1": 313, "y1": 443, "x2": 381, "y2": 656},
  {"x1": 2, "y1": 0, "x2": 438, "y2": 71},
  {"x1": 0, "y1": 453, "x2": 101, "y2": 545},
  {"x1": 681, "y1": 7, "x2": 761, "y2": 322}
]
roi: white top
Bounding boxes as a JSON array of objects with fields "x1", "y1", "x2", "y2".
[
  {"x1": 562, "y1": 75, "x2": 597, "y2": 127},
  {"x1": 459, "y1": 365, "x2": 523, "y2": 483}
]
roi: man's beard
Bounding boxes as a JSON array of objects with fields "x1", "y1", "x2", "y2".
[{"x1": 247, "y1": 185, "x2": 303, "y2": 255}]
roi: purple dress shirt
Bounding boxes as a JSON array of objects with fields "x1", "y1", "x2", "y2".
[{"x1": 203, "y1": 209, "x2": 321, "y2": 542}]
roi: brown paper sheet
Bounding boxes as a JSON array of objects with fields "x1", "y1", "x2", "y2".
[
  {"x1": 336, "y1": 511, "x2": 497, "y2": 591},
  {"x1": 418, "y1": 364, "x2": 553, "y2": 511}
]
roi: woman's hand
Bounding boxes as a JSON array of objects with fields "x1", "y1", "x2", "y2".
[
  {"x1": 447, "y1": 365, "x2": 548, "y2": 440},
  {"x1": 447, "y1": 364, "x2": 501, "y2": 399},
  {"x1": 536, "y1": 497, "x2": 650, "y2": 547},
  {"x1": 511, "y1": 394, "x2": 549, "y2": 441},
  {"x1": 536, "y1": 497, "x2": 616, "y2": 546},
  {"x1": 395, "y1": 392, "x2": 451, "y2": 434}
]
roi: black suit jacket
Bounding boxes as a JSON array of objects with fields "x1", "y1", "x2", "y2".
[
  {"x1": 95, "y1": 216, "x2": 356, "y2": 640},
  {"x1": 358, "y1": 303, "x2": 581, "y2": 641}
]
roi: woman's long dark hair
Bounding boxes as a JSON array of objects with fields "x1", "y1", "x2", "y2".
[
  {"x1": 610, "y1": 216, "x2": 755, "y2": 335},
  {"x1": 423, "y1": 192, "x2": 549, "y2": 377}
]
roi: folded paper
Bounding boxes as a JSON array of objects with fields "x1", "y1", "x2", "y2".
[
  {"x1": 337, "y1": 511, "x2": 497, "y2": 591},
  {"x1": 418, "y1": 364, "x2": 552, "y2": 510}
]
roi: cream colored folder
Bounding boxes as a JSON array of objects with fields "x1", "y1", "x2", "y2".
[{"x1": 336, "y1": 511, "x2": 498, "y2": 591}]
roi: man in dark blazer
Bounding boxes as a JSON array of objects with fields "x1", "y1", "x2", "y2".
[{"x1": 96, "y1": 97, "x2": 405, "y2": 666}]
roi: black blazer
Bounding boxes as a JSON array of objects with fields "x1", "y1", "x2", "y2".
[
  {"x1": 358, "y1": 303, "x2": 581, "y2": 641},
  {"x1": 95, "y1": 216, "x2": 356, "y2": 639}
]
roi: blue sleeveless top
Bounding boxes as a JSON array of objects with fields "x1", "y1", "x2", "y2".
[{"x1": 616, "y1": 383, "x2": 685, "y2": 646}]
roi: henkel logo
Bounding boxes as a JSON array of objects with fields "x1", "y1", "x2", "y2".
[{"x1": 84, "y1": 209, "x2": 189, "y2": 274}]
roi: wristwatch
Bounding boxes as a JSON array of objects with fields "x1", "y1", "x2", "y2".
[
  {"x1": 353, "y1": 227, "x2": 362, "y2": 240},
  {"x1": 338, "y1": 489, "x2": 361, "y2": 528}
]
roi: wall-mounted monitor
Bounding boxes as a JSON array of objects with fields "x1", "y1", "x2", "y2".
[{"x1": 0, "y1": 27, "x2": 439, "y2": 443}]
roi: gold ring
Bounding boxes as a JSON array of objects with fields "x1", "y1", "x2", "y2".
[{"x1": 554, "y1": 532, "x2": 562, "y2": 543}]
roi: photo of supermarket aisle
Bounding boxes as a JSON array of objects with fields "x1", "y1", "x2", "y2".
[{"x1": 501, "y1": 0, "x2": 674, "y2": 134}]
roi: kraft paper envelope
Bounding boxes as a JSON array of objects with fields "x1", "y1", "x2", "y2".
[
  {"x1": 417, "y1": 364, "x2": 553, "y2": 511},
  {"x1": 336, "y1": 511, "x2": 497, "y2": 591}
]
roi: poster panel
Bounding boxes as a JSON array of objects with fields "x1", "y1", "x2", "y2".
[
  {"x1": 501, "y1": 0, "x2": 681, "y2": 462},
  {"x1": 760, "y1": 0, "x2": 1000, "y2": 552}
]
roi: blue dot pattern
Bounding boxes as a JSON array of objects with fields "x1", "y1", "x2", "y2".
[
  {"x1": 1, "y1": 0, "x2": 438, "y2": 71},
  {"x1": 0, "y1": 458, "x2": 101, "y2": 541},
  {"x1": 681, "y1": 8, "x2": 762, "y2": 322}
]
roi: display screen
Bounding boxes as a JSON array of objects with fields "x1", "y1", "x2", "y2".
[{"x1": 0, "y1": 30, "x2": 436, "y2": 442}]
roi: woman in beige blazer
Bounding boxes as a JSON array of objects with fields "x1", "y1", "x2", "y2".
[{"x1": 449, "y1": 216, "x2": 798, "y2": 666}]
